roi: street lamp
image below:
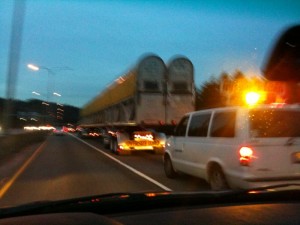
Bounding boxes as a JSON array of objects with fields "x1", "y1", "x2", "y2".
[
  {"x1": 27, "y1": 64, "x2": 55, "y2": 104},
  {"x1": 27, "y1": 64, "x2": 72, "y2": 101},
  {"x1": 31, "y1": 90, "x2": 49, "y2": 124},
  {"x1": 32, "y1": 91, "x2": 41, "y2": 96},
  {"x1": 27, "y1": 64, "x2": 40, "y2": 71},
  {"x1": 27, "y1": 64, "x2": 72, "y2": 125},
  {"x1": 53, "y1": 92, "x2": 64, "y2": 123},
  {"x1": 28, "y1": 64, "x2": 57, "y2": 125}
]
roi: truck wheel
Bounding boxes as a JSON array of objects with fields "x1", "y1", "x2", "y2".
[
  {"x1": 117, "y1": 149, "x2": 131, "y2": 156},
  {"x1": 164, "y1": 155, "x2": 177, "y2": 178},
  {"x1": 209, "y1": 165, "x2": 229, "y2": 191},
  {"x1": 112, "y1": 139, "x2": 118, "y2": 154},
  {"x1": 154, "y1": 148, "x2": 164, "y2": 155},
  {"x1": 113, "y1": 141, "x2": 131, "y2": 155},
  {"x1": 103, "y1": 138, "x2": 110, "y2": 149}
]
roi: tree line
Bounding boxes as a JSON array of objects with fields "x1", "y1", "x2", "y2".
[
  {"x1": 0, "y1": 98, "x2": 80, "y2": 129},
  {"x1": 0, "y1": 70, "x2": 263, "y2": 129},
  {"x1": 195, "y1": 70, "x2": 265, "y2": 110}
]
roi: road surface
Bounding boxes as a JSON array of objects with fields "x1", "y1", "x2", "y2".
[{"x1": 0, "y1": 133, "x2": 209, "y2": 207}]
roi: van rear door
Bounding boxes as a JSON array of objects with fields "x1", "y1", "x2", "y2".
[{"x1": 247, "y1": 108, "x2": 300, "y2": 179}]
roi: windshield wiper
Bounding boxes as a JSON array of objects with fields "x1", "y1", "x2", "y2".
[
  {"x1": 246, "y1": 183, "x2": 300, "y2": 191},
  {"x1": 1, "y1": 188, "x2": 299, "y2": 219}
]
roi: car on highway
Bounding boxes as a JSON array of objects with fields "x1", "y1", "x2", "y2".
[
  {"x1": 52, "y1": 127, "x2": 64, "y2": 136},
  {"x1": 100, "y1": 126, "x2": 119, "y2": 148},
  {"x1": 78, "y1": 127, "x2": 101, "y2": 139},
  {"x1": 163, "y1": 105, "x2": 300, "y2": 190}
]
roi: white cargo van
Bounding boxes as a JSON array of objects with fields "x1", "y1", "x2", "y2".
[{"x1": 163, "y1": 105, "x2": 300, "y2": 190}]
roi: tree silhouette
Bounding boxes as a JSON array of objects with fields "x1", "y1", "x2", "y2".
[
  {"x1": 196, "y1": 70, "x2": 264, "y2": 109},
  {"x1": 196, "y1": 76, "x2": 226, "y2": 110}
]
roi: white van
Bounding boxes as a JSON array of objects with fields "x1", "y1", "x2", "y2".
[{"x1": 163, "y1": 105, "x2": 300, "y2": 190}]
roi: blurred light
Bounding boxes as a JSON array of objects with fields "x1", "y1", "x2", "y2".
[
  {"x1": 271, "y1": 103, "x2": 286, "y2": 108},
  {"x1": 239, "y1": 146, "x2": 254, "y2": 166},
  {"x1": 145, "y1": 193, "x2": 156, "y2": 197},
  {"x1": 240, "y1": 147, "x2": 253, "y2": 157},
  {"x1": 134, "y1": 133, "x2": 153, "y2": 141},
  {"x1": 53, "y1": 92, "x2": 61, "y2": 97},
  {"x1": 32, "y1": 91, "x2": 41, "y2": 96},
  {"x1": 145, "y1": 192, "x2": 170, "y2": 197},
  {"x1": 39, "y1": 126, "x2": 54, "y2": 130},
  {"x1": 24, "y1": 126, "x2": 40, "y2": 131},
  {"x1": 120, "y1": 195, "x2": 130, "y2": 199},
  {"x1": 27, "y1": 64, "x2": 40, "y2": 71},
  {"x1": 42, "y1": 102, "x2": 49, "y2": 106},
  {"x1": 115, "y1": 76, "x2": 125, "y2": 84},
  {"x1": 248, "y1": 190, "x2": 260, "y2": 194},
  {"x1": 245, "y1": 92, "x2": 261, "y2": 105}
]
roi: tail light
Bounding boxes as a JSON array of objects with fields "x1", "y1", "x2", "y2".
[{"x1": 239, "y1": 146, "x2": 253, "y2": 166}]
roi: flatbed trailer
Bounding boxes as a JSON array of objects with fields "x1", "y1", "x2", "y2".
[{"x1": 79, "y1": 54, "x2": 195, "y2": 154}]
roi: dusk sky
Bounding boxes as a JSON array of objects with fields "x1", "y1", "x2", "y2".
[{"x1": 1, "y1": 0, "x2": 299, "y2": 108}]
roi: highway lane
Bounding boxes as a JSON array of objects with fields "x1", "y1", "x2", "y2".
[
  {"x1": 0, "y1": 133, "x2": 209, "y2": 208},
  {"x1": 80, "y1": 135, "x2": 210, "y2": 192}
]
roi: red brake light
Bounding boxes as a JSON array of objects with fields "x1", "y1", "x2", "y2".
[{"x1": 239, "y1": 147, "x2": 253, "y2": 166}]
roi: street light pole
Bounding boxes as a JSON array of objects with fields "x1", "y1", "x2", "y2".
[
  {"x1": 2, "y1": 1, "x2": 26, "y2": 135},
  {"x1": 31, "y1": 91, "x2": 49, "y2": 124},
  {"x1": 28, "y1": 64, "x2": 54, "y2": 124},
  {"x1": 27, "y1": 64, "x2": 54, "y2": 103},
  {"x1": 27, "y1": 64, "x2": 71, "y2": 125}
]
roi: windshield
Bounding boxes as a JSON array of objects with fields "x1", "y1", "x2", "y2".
[{"x1": 0, "y1": 0, "x2": 300, "y2": 209}]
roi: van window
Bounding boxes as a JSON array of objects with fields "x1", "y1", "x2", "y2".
[
  {"x1": 210, "y1": 111, "x2": 236, "y2": 137},
  {"x1": 188, "y1": 113, "x2": 211, "y2": 137},
  {"x1": 174, "y1": 116, "x2": 189, "y2": 136},
  {"x1": 249, "y1": 109, "x2": 300, "y2": 137}
]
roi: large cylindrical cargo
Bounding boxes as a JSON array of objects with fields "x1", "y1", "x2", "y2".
[
  {"x1": 166, "y1": 57, "x2": 195, "y2": 124},
  {"x1": 80, "y1": 54, "x2": 195, "y2": 126}
]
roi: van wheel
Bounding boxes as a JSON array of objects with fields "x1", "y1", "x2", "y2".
[
  {"x1": 164, "y1": 155, "x2": 177, "y2": 178},
  {"x1": 209, "y1": 166, "x2": 229, "y2": 191}
]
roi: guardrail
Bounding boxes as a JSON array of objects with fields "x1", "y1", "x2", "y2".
[{"x1": 0, "y1": 131, "x2": 50, "y2": 158}]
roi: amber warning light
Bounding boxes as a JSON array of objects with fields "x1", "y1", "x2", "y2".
[
  {"x1": 244, "y1": 81, "x2": 300, "y2": 106},
  {"x1": 245, "y1": 92, "x2": 262, "y2": 106}
]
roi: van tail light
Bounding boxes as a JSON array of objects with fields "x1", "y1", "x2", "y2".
[{"x1": 239, "y1": 147, "x2": 253, "y2": 166}]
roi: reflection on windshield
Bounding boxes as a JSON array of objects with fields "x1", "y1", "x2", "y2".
[{"x1": 0, "y1": 0, "x2": 300, "y2": 210}]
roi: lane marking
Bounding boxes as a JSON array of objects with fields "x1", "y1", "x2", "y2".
[
  {"x1": 0, "y1": 141, "x2": 47, "y2": 199},
  {"x1": 70, "y1": 134, "x2": 172, "y2": 192}
]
